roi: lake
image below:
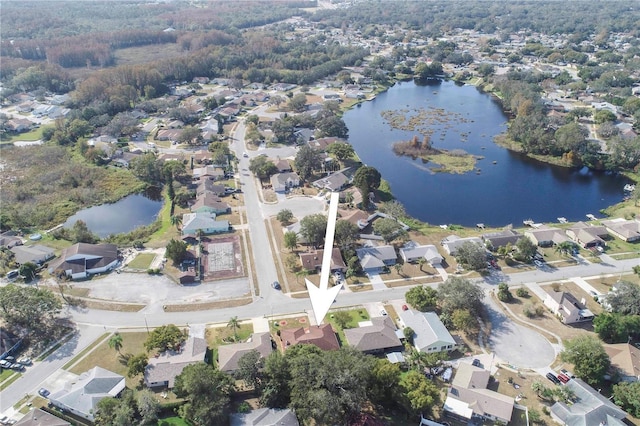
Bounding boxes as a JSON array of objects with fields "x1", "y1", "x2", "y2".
[
  {"x1": 343, "y1": 80, "x2": 630, "y2": 227},
  {"x1": 63, "y1": 188, "x2": 163, "y2": 238}
]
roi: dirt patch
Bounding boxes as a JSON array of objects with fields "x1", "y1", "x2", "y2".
[{"x1": 163, "y1": 297, "x2": 252, "y2": 312}]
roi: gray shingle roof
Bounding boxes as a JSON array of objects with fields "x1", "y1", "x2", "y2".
[
  {"x1": 217, "y1": 332, "x2": 273, "y2": 372},
  {"x1": 344, "y1": 316, "x2": 402, "y2": 352}
]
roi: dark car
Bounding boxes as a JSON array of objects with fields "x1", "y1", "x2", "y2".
[
  {"x1": 38, "y1": 388, "x2": 50, "y2": 398},
  {"x1": 271, "y1": 281, "x2": 281, "y2": 290},
  {"x1": 472, "y1": 359, "x2": 481, "y2": 367},
  {"x1": 546, "y1": 372, "x2": 561, "y2": 385}
]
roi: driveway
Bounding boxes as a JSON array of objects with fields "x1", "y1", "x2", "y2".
[
  {"x1": 484, "y1": 295, "x2": 555, "y2": 369},
  {"x1": 366, "y1": 272, "x2": 387, "y2": 291},
  {"x1": 262, "y1": 195, "x2": 325, "y2": 219}
]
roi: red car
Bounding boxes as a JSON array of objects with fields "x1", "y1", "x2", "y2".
[
  {"x1": 401, "y1": 304, "x2": 409, "y2": 311},
  {"x1": 557, "y1": 373, "x2": 571, "y2": 384}
]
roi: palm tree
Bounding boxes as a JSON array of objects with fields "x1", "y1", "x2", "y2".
[
  {"x1": 555, "y1": 241, "x2": 575, "y2": 257},
  {"x1": 108, "y1": 332, "x2": 123, "y2": 354},
  {"x1": 227, "y1": 316, "x2": 240, "y2": 342},
  {"x1": 531, "y1": 380, "x2": 545, "y2": 397},
  {"x1": 170, "y1": 215, "x2": 182, "y2": 229},
  {"x1": 418, "y1": 257, "x2": 426, "y2": 272}
]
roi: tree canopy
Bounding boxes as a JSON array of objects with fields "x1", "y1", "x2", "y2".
[
  {"x1": 606, "y1": 281, "x2": 640, "y2": 315},
  {"x1": 299, "y1": 214, "x2": 327, "y2": 248},
  {"x1": 437, "y1": 277, "x2": 485, "y2": 316},
  {"x1": 353, "y1": 166, "x2": 381, "y2": 208},
  {"x1": 173, "y1": 363, "x2": 235, "y2": 426},
  {"x1": 560, "y1": 335, "x2": 610, "y2": 386},
  {"x1": 294, "y1": 145, "x2": 322, "y2": 181},
  {"x1": 0, "y1": 284, "x2": 61, "y2": 332},
  {"x1": 455, "y1": 241, "x2": 487, "y2": 271},
  {"x1": 405, "y1": 285, "x2": 438, "y2": 312},
  {"x1": 144, "y1": 324, "x2": 186, "y2": 352}
]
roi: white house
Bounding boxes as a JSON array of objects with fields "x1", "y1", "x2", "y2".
[
  {"x1": 399, "y1": 242, "x2": 443, "y2": 265},
  {"x1": 440, "y1": 235, "x2": 483, "y2": 255},
  {"x1": 543, "y1": 290, "x2": 594, "y2": 324},
  {"x1": 270, "y1": 172, "x2": 301, "y2": 193},
  {"x1": 356, "y1": 245, "x2": 397, "y2": 273},
  {"x1": 49, "y1": 367, "x2": 125, "y2": 421},
  {"x1": 182, "y1": 212, "x2": 229, "y2": 235},
  {"x1": 399, "y1": 311, "x2": 457, "y2": 353}
]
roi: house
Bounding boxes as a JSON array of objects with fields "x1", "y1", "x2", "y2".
[
  {"x1": 600, "y1": 218, "x2": 640, "y2": 242},
  {"x1": 191, "y1": 193, "x2": 230, "y2": 215},
  {"x1": 280, "y1": 324, "x2": 340, "y2": 351},
  {"x1": 271, "y1": 172, "x2": 301, "y2": 193},
  {"x1": 274, "y1": 159, "x2": 292, "y2": 173},
  {"x1": 295, "y1": 128, "x2": 315, "y2": 144},
  {"x1": 344, "y1": 316, "x2": 403, "y2": 354},
  {"x1": 565, "y1": 222, "x2": 609, "y2": 248},
  {"x1": 550, "y1": 378, "x2": 627, "y2": 426},
  {"x1": 217, "y1": 332, "x2": 273, "y2": 373},
  {"x1": 444, "y1": 363, "x2": 514, "y2": 424},
  {"x1": 196, "y1": 180, "x2": 226, "y2": 197},
  {"x1": 312, "y1": 167, "x2": 356, "y2": 192},
  {"x1": 14, "y1": 408, "x2": 71, "y2": 426},
  {"x1": 299, "y1": 248, "x2": 347, "y2": 272},
  {"x1": 0, "y1": 231, "x2": 22, "y2": 248},
  {"x1": 356, "y1": 245, "x2": 397, "y2": 273},
  {"x1": 156, "y1": 129, "x2": 183, "y2": 142},
  {"x1": 481, "y1": 229, "x2": 522, "y2": 251},
  {"x1": 5, "y1": 118, "x2": 34, "y2": 132},
  {"x1": 440, "y1": 235, "x2": 483, "y2": 256},
  {"x1": 230, "y1": 408, "x2": 299, "y2": 426},
  {"x1": 524, "y1": 226, "x2": 570, "y2": 247},
  {"x1": 543, "y1": 290, "x2": 594, "y2": 324},
  {"x1": 308, "y1": 137, "x2": 345, "y2": 151},
  {"x1": 49, "y1": 367, "x2": 125, "y2": 421},
  {"x1": 182, "y1": 212, "x2": 229, "y2": 235},
  {"x1": 399, "y1": 242, "x2": 443, "y2": 265},
  {"x1": 399, "y1": 311, "x2": 457, "y2": 353},
  {"x1": 10, "y1": 244, "x2": 54, "y2": 265},
  {"x1": 144, "y1": 337, "x2": 208, "y2": 388},
  {"x1": 48, "y1": 243, "x2": 118, "y2": 280},
  {"x1": 193, "y1": 165, "x2": 225, "y2": 181},
  {"x1": 604, "y1": 343, "x2": 640, "y2": 382}
]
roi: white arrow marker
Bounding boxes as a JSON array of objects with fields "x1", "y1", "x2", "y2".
[{"x1": 306, "y1": 191, "x2": 342, "y2": 325}]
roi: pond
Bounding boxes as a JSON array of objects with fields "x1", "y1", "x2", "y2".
[
  {"x1": 63, "y1": 187, "x2": 163, "y2": 238},
  {"x1": 343, "y1": 80, "x2": 630, "y2": 227}
]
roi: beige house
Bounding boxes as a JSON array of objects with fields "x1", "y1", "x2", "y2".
[
  {"x1": 565, "y1": 222, "x2": 609, "y2": 248},
  {"x1": 524, "y1": 226, "x2": 570, "y2": 247},
  {"x1": 604, "y1": 343, "x2": 640, "y2": 382},
  {"x1": 217, "y1": 332, "x2": 273, "y2": 373},
  {"x1": 444, "y1": 362, "x2": 514, "y2": 424},
  {"x1": 543, "y1": 290, "x2": 594, "y2": 324},
  {"x1": 601, "y1": 218, "x2": 640, "y2": 242},
  {"x1": 144, "y1": 337, "x2": 207, "y2": 388}
]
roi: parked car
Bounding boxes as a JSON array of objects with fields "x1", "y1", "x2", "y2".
[
  {"x1": 38, "y1": 388, "x2": 50, "y2": 398},
  {"x1": 271, "y1": 281, "x2": 281, "y2": 290},
  {"x1": 472, "y1": 358, "x2": 481, "y2": 367},
  {"x1": 0, "y1": 360, "x2": 11, "y2": 369},
  {"x1": 557, "y1": 373, "x2": 571, "y2": 384},
  {"x1": 18, "y1": 357, "x2": 31, "y2": 366},
  {"x1": 401, "y1": 304, "x2": 409, "y2": 311},
  {"x1": 560, "y1": 368, "x2": 575, "y2": 378},
  {"x1": 546, "y1": 372, "x2": 561, "y2": 385},
  {"x1": 380, "y1": 309, "x2": 388, "y2": 316},
  {"x1": 10, "y1": 363, "x2": 24, "y2": 371},
  {"x1": 242, "y1": 152, "x2": 249, "y2": 158}
]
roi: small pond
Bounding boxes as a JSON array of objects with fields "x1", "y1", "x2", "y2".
[{"x1": 63, "y1": 187, "x2": 163, "y2": 238}]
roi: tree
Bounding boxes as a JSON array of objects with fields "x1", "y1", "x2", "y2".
[
  {"x1": 373, "y1": 217, "x2": 407, "y2": 243},
  {"x1": 108, "y1": 332, "x2": 123, "y2": 354},
  {"x1": 379, "y1": 200, "x2": 406, "y2": 219},
  {"x1": 403, "y1": 326, "x2": 415, "y2": 343},
  {"x1": 353, "y1": 166, "x2": 381, "y2": 208},
  {"x1": 561, "y1": 335, "x2": 610, "y2": 386},
  {"x1": 260, "y1": 351, "x2": 291, "y2": 408},
  {"x1": 294, "y1": 145, "x2": 322, "y2": 181},
  {"x1": 276, "y1": 209, "x2": 294, "y2": 225},
  {"x1": 170, "y1": 215, "x2": 182, "y2": 229},
  {"x1": 437, "y1": 277, "x2": 485, "y2": 316},
  {"x1": 515, "y1": 237, "x2": 538, "y2": 262},
  {"x1": 165, "y1": 239, "x2": 188, "y2": 265},
  {"x1": 284, "y1": 231, "x2": 298, "y2": 252},
  {"x1": 606, "y1": 281, "x2": 640, "y2": 315},
  {"x1": 405, "y1": 286, "x2": 438, "y2": 312},
  {"x1": 236, "y1": 349, "x2": 263, "y2": 389},
  {"x1": 144, "y1": 324, "x2": 185, "y2": 352},
  {"x1": 594, "y1": 312, "x2": 640, "y2": 343},
  {"x1": 497, "y1": 283, "x2": 513, "y2": 302},
  {"x1": 299, "y1": 214, "x2": 327, "y2": 248},
  {"x1": 271, "y1": 118, "x2": 295, "y2": 144},
  {"x1": 173, "y1": 363, "x2": 234, "y2": 426},
  {"x1": 451, "y1": 309, "x2": 477, "y2": 332},
  {"x1": 287, "y1": 347, "x2": 373, "y2": 424},
  {"x1": 613, "y1": 382, "x2": 640, "y2": 417},
  {"x1": 288, "y1": 93, "x2": 307, "y2": 112},
  {"x1": 594, "y1": 109, "x2": 617, "y2": 124},
  {"x1": 0, "y1": 284, "x2": 61, "y2": 333},
  {"x1": 334, "y1": 220, "x2": 359, "y2": 249},
  {"x1": 71, "y1": 220, "x2": 98, "y2": 244},
  {"x1": 94, "y1": 396, "x2": 121, "y2": 426},
  {"x1": 555, "y1": 241, "x2": 576, "y2": 257},
  {"x1": 327, "y1": 142, "x2": 355, "y2": 162},
  {"x1": 227, "y1": 316, "x2": 241, "y2": 341},
  {"x1": 249, "y1": 156, "x2": 277, "y2": 180},
  {"x1": 178, "y1": 126, "x2": 201, "y2": 145},
  {"x1": 136, "y1": 389, "x2": 160, "y2": 425},
  {"x1": 398, "y1": 370, "x2": 440, "y2": 416},
  {"x1": 455, "y1": 241, "x2": 487, "y2": 271},
  {"x1": 369, "y1": 359, "x2": 402, "y2": 409},
  {"x1": 316, "y1": 115, "x2": 349, "y2": 138},
  {"x1": 127, "y1": 353, "x2": 148, "y2": 378},
  {"x1": 18, "y1": 262, "x2": 37, "y2": 282},
  {"x1": 332, "y1": 311, "x2": 352, "y2": 329}
]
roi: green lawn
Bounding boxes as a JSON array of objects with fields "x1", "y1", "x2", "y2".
[
  {"x1": 326, "y1": 308, "x2": 370, "y2": 345},
  {"x1": 69, "y1": 332, "x2": 150, "y2": 388},
  {"x1": 0, "y1": 371, "x2": 20, "y2": 391},
  {"x1": 128, "y1": 253, "x2": 156, "y2": 269},
  {"x1": 0, "y1": 125, "x2": 53, "y2": 143},
  {"x1": 158, "y1": 416, "x2": 191, "y2": 426}
]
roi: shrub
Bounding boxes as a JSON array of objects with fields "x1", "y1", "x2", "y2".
[{"x1": 516, "y1": 287, "x2": 529, "y2": 297}]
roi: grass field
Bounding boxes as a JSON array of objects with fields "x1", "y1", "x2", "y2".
[
  {"x1": 0, "y1": 125, "x2": 53, "y2": 143},
  {"x1": 128, "y1": 253, "x2": 156, "y2": 269},
  {"x1": 158, "y1": 416, "x2": 191, "y2": 426}
]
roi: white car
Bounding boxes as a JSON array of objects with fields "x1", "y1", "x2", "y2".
[{"x1": 242, "y1": 152, "x2": 249, "y2": 158}]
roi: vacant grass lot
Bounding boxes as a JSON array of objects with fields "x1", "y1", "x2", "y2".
[
  {"x1": 0, "y1": 125, "x2": 53, "y2": 143},
  {"x1": 68, "y1": 332, "x2": 150, "y2": 388},
  {"x1": 128, "y1": 253, "x2": 156, "y2": 269}
]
